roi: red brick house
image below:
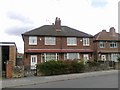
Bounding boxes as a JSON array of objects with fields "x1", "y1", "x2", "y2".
[
  {"x1": 94, "y1": 27, "x2": 120, "y2": 67},
  {"x1": 22, "y1": 17, "x2": 94, "y2": 69}
]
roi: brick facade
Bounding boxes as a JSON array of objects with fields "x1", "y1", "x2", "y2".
[
  {"x1": 23, "y1": 36, "x2": 94, "y2": 68},
  {"x1": 22, "y1": 17, "x2": 94, "y2": 69},
  {"x1": 24, "y1": 36, "x2": 94, "y2": 51}
]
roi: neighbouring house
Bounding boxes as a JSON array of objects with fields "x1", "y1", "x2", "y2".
[
  {"x1": 0, "y1": 42, "x2": 17, "y2": 77},
  {"x1": 94, "y1": 27, "x2": 120, "y2": 67},
  {"x1": 22, "y1": 17, "x2": 94, "y2": 69}
]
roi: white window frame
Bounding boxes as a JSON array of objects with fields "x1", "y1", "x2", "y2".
[
  {"x1": 64, "y1": 53, "x2": 80, "y2": 60},
  {"x1": 67, "y1": 37, "x2": 77, "y2": 46},
  {"x1": 29, "y1": 36, "x2": 37, "y2": 45},
  {"x1": 101, "y1": 55, "x2": 106, "y2": 61},
  {"x1": 110, "y1": 42, "x2": 117, "y2": 48},
  {"x1": 83, "y1": 38, "x2": 90, "y2": 46},
  {"x1": 45, "y1": 37, "x2": 56, "y2": 45},
  {"x1": 42, "y1": 53, "x2": 58, "y2": 62},
  {"x1": 31, "y1": 55, "x2": 37, "y2": 69},
  {"x1": 99, "y1": 41, "x2": 105, "y2": 48},
  {"x1": 110, "y1": 53, "x2": 119, "y2": 62}
]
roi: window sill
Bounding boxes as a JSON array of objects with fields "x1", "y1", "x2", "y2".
[
  {"x1": 29, "y1": 44, "x2": 37, "y2": 46},
  {"x1": 45, "y1": 44, "x2": 56, "y2": 46},
  {"x1": 83, "y1": 45, "x2": 90, "y2": 47},
  {"x1": 110, "y1": 47, "x2": 117, "y2": 48},
  {"x1": 67, "y1": 45, "x2": 77, "y2": 46}
]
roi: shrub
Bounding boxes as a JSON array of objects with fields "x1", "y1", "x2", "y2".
[
  {"x1": 87, "y1": 60, "x2": 100, "y2": 67},
  {"x1": 37, "y1": 60, "x2": 66, "y2": 75},
  {"x1": 84, "y1": 60, "x2": 101, "y2": 72},
  {"x1": 37, "y1": 60, "x2": 85, "y2": 76},
  {"x1": 117, "y1": 57, "x2": 120, "y2": 62}
]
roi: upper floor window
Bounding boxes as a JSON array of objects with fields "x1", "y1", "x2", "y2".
[
  {"x1": 99, "y1": 42, "x2": 105, "y2": 48},
  {"x1": 110, "y1": 42, "x2": 117, "y2": 48},
  {"x1": 45, "y1": 37, "x2": 56, "y2": 45},
  {"x1": 29, "y1": 36, "x2": 37, "y2": 45},
  {"x1": 83, "y1": 38, "x2": 90, "y2": 46},
  {"x1": 67, "y1": 37, "x2": 77, "y2": 46}
]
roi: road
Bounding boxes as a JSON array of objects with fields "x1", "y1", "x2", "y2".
[{"x1": 14, "y1": 73, "x2": 118, "y2": 88}]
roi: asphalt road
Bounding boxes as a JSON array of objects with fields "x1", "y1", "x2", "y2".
[{"x1": 14, "y1": 73, "x2": 118, "y2": 88}]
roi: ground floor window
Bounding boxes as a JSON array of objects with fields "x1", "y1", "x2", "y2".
[
  {"x1": 41, "y1": 53, "x2": 58, "y2": 62},
  {"x1": 108, "y1": 53, "x2": 120, "y2": 62},
  {"x1": 64, "y1": 53, "x2": 80, "y2": 60}
]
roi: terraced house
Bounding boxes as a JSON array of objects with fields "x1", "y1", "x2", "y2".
[
  {"x1": 22, "y1": 17, "x2": 94, "y2": 69},
  {"x1": 94, "y1": 27, "x2": 120, "y2": 67}
]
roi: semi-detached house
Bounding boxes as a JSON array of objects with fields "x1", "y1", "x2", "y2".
[
  {"x1": 22, "y1": 17, "x2": 94, "y2": 69},
  {"x1": 94, "y1": 27, "x2": 120, "y2": 67}
]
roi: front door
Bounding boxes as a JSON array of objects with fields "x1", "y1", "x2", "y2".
[{"x1": 31, "y1": 55, "x2": 37, "y2": 69}]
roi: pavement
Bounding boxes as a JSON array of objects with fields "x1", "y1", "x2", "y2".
[{"x1": 1, "y1": 70, "x2": 118, "y2": 88}]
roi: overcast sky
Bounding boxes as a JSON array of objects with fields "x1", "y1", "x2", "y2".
[{"x1": 0, "y1": 0, "x2": 119, "y2": 53}]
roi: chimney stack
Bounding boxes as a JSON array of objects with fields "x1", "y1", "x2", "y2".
[
  {"x1": 109, "y1": 27, "x2": 116, "y2": 36},
  {"x1": 55, "y1": 17, "x2": 61, "y2": 31}
]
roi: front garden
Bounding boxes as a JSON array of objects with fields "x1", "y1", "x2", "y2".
[
  {"x1": 11, "y1": 58, "x2": 120, "y2": 77},
  {"x1": 36, "y1": 60, "x2": 111, "y2": 76}
]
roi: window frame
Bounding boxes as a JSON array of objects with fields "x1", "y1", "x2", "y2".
[
  {"x1": 109, "y1": 42, "x2": 117, "y2": 48},
  {"x1": 29, "y1": 36, "x2": 37, "y2": 45},
  {"x1": 99, "y1": 41, "x2": 105, "y2": 48},
  {"x1": 41, "y1": 53, "x2": 58, "y2": 62},
  {"x1": 64, "y1": 53, "x2": 80, "y2": 60},
  {"x1": 45, "y1": 37, "x2": 56, "y2": 45},
  {"x1": 67, "y1": 37, "x2": 77, "y2": 46},
  {"x1": 83, "y1": 38, "x2": 90, "y2": 46}
]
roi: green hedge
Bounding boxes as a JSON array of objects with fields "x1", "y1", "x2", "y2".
[{"x1": 37, "y1": 60, "x2": 85, "y2": 76}]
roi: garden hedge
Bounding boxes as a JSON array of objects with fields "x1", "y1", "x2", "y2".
[{"x1": 37, "y1": 60, "x2": 85, "y2": 76}]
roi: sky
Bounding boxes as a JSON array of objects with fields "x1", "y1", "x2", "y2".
[{"x1": 0, "y1": 0, "x2": 119, "y2": 53}]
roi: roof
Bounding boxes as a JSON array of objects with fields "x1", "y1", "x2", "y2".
[
  {"x1": 22, "y1": 25, "x2": 93, "y2": 37},
  {"x1": 0, "y1": 42, "x2": 16, "y2": 46},
  {"x1": 94, "y1": 29, "x2": 120, "y2": 41}
]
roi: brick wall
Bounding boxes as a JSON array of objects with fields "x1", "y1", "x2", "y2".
[
  {"x1": 24, "y1": 36, "x2": 94, "y2": 51},
  {"x1": 23, "y1": 35, "x2": 94, "y2": 67},
  {"x1": 9, "y1": 46, "x2": 16, "y2": 66},
  {"x1": 6, "y1": 61, "x2": 13, "y2": 78}
]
